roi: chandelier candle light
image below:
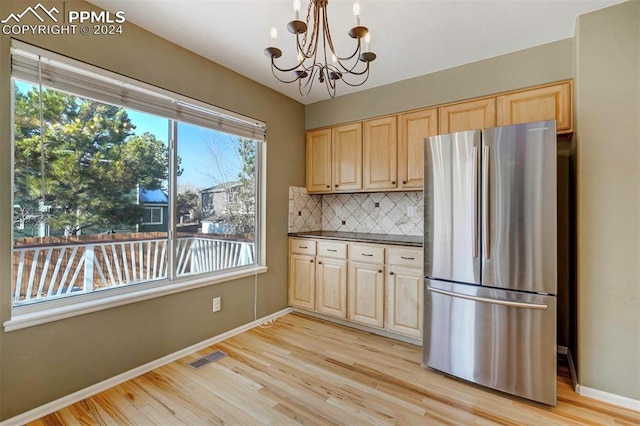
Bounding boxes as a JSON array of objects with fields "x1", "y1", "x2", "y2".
[{"x1": 264, "y1": 0, "x2": 376, "y2": 98}]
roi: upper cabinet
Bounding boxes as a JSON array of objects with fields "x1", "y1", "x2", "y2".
[
  {"x1": 306, "y1": 128, "x2": 332, "y2": 192},
  {"x1": 332, "y1": 123, "x2": 362, "y2": 192},
  {"x1": 398, "y1": 108, "x2": 438, "y2": 190},
  {"x1": 306, "y1": 80, "x2": 573, "y2": 193},
  {"x1": 306, "y1": 124, "x2": 362, "y2": 193},
  {"x1": 438, "y1": 98, "x2": 496, "y2": 134},
  {"x1": 496, "y1": 81, "x2": 572, "y2": 134},
  {"x1": 364, "y1": 116, "x2": 397, "y2": 190}
]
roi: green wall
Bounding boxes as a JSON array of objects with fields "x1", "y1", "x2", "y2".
[
  {"x1": 575, "y1": 0, "x2": 640, "y2": 401},
  {"x1": 305, "y1": 38, "x2": 573, "y2": 129},
  {"x1": 0, "y1": 0, "x2": 305, "y2": 419}
]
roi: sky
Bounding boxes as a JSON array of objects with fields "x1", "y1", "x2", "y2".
[{"x1": 15, "y1": 80, "x2": 243, "y2": 192}]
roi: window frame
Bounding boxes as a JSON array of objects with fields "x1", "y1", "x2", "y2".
[
  {"x1": 6, "y1": 42, "x2": 268, "y2": 332},
  {"x1": 142, "y1": 207, "x2": 164, "y2": 225}
]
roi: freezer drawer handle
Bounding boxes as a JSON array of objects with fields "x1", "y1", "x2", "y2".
[{"x1": 427, "y1": 287, "x2": 548, "y2": 310}]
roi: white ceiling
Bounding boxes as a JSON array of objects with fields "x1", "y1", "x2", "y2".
[{"x1": 89, "y1": 0, "x2": 625, "y2": 105}]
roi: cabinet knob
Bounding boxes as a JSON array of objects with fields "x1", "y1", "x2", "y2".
[
  {"x1": 326, "y1": 185, "x2": 330, "y2": 188},
  {"x1": 310, "y1": 259, "x2": 314, "y2": 263},
  {"x1": 391, "y1": 181, "x2": 396, "y2": 185},
  {"x1": 389, "y1": 271, "x2": 394, "y2": 275},
  {"x1": 318, "y1": 261, "x2": 322, "y2": 264},
  {"x1": 378, "y1": 269, "x2": 383, "y2": 273},
  {"x1": 335, "y1": 184, "x2": 339, "y2": 188},
  {"x1": 402, "y1": 180, "x2": 407, "y2": 185}
]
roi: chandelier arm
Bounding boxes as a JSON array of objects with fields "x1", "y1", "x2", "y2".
[
  {"x1": 339, "y1": 64, "x2": 372, "y2": 87},
  {"x1": 270, "y1": 65, "x2": 305, "y2": 84},
  {"x1": 270, "y1": 58, "x2": 311, "y2": 74}
]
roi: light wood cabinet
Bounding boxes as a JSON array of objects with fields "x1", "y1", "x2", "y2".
[
  {"x1": 439, "y1": 98, "x2": 496, "y2": 133},
  {"x1": 289, "y1": 253, "x2": 316, "y2": 310},
  {"x1": 306, "y1": 129, "x2": 332, "y2": 192},
  {"x1": 398, "y1": 108, "x2": 437, "y2": 190},
  {"x1": 348, "y1": 261, "x2": 385, "y2": 328},
  {"x1": 496, "y1": 81, "x2": 572, "y2": 134},
  {"x1": 386, "y1": 266, "x2": 423, "y2": 339},
  {"x1": 363, "y1": 116, "x2": 397, "y2": 190},
  {"x1": 332, "y1": 123, "x2": 362, "y2": 192},
  {"x1": 316, "y1": 258, "x2": 348, "y2": 319}
]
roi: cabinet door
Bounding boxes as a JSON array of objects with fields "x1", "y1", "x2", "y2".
[
  {"x1": 438, "y1": 98, "x2": 496, "y2": 134},
  {"x1": 332, "y1": 123, "x2": 363, "y2": 192},
  {"x1": 289, "y1": 254, "x2": 316, "y2": 309},
  {"x1": 496, "y1": 81, "x2": 572, "y2": 134},
  {"x1": 364, "y1": 116, "x2": 397, "y2": 190},
  {"x1": 316, "y1": 258, "x2": 347, "y2": 319},
  {"x1": 398, "y1": 108, "x2": 437, "y2": 190},
  {"x1": 387, "y1": 266, "x2": 423, "y2": 339},
  {"x1": 348, "y1": 262, "x2": 385, "y2": 328},
  {"x1": 306, "y1": 129, "x2": 332, "y2": 193}
]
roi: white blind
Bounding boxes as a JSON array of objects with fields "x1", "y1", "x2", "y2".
[{"x1": 11, "y1": 41, "x2": 266, "y2": 142}]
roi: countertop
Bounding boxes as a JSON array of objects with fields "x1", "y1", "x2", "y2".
[{"x1": 288, "y1": 231, "x2": 423, "y2": 247}]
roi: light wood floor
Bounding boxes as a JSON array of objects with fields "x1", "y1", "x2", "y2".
[{"x1": 32, "y1": 313, "x2": 639, "y2": 425}]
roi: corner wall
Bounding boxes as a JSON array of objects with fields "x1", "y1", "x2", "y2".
[
  {"x1": 0, "y1": 0, "x2": 305, "y2": 419},
  {"x1": 575, "y1": 0, "x2": 640, "y2": 401}
]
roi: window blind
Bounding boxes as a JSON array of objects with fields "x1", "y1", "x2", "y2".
[{"x1": 11, "y1": 41, "x2": 267, "y2": 142}]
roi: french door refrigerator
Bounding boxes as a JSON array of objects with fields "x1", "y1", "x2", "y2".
[{"x1": 423, "y1": 120, "x2": 557, "y2": 406}]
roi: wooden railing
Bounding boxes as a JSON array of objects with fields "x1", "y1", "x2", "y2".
[{"x1": 12, "y1": 236, "x2": 256, "y2": 304}]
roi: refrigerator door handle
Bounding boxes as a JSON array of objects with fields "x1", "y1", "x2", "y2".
[
  {"x1": 427, "y1": 286, "x2": 548, "y2": 310},
  {"x1": 482, "y1": 145, "x2": 490, "y2": 259},
  {"x1": 472, "y1": 146, "x2": 479, "y2": 258}
]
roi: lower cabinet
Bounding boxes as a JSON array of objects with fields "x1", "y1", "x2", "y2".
[
  {"x1": 386, "y1": 266, "x2": 423, "y2": 339},
  {"x1": 289, "y1": 253, "x2": 316, "y2": 310},
  {"x1": 288, "y1": 237, "x2": 423, "y2": 342},
  {"x1": 348, "y1": 261, "x2": 385, "y2": 328},
  {"x1": 316, "y1": 257, "x2": 348, "y2": 319}
]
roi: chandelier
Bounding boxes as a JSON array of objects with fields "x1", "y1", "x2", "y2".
[{"x1": 264, "y1": 0, "x2": 377, "y2": 98}]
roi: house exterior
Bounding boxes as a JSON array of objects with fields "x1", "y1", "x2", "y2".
[
  {"x1": 0, "y1": 0, "x2": 637, "y2": 421},
  {"x1": 137, "y1": 187, "x2": 169, "y2": 233}
]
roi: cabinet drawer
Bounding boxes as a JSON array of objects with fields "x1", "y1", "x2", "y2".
[
  {"x1": 388, "y1": 247, "x2": 423, "y2": 269},
  {"x1": 290, "y1": 238, "x2": 316, "y2": 255},
  {"x1": 350, "y1": 243, "x2": 384, "y2": 264},
  {"x1": 317, "y1": 241, "x2": 347, "y2": 259}
]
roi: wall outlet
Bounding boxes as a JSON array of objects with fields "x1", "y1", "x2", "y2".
[
  {"x1": 212, "y1": 297, "x2": 221, "y2": 312},
  {"x1": 407, "y1": 206, "x2": 415, "y2": 218}
]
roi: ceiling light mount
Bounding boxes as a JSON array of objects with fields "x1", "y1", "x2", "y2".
[{"x1": 264, "y1": 0, "x2": 376, "y2": 98}]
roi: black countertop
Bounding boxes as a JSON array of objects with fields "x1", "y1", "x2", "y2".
[{"x1": 288, "y1": 231, "x2": 423, "y2": 247}]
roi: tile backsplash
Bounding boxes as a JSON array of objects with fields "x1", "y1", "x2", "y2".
[
  {"x1": 288, "y1": 186, "x2": 322, "y2": 233},
  {"x1": 288, "y1": 187, "x2": 423, "y2": 236}
]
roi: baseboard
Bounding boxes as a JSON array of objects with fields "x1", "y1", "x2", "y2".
[
  {"x1": 0, "y1": 307, "x2": 293, "y2": 426},
  {"x1": 291, "y1": 307, "x2": 422, "y2": 347},
  {"x1": 576, "y1": 384, "x2": 640, "y2": 412}
]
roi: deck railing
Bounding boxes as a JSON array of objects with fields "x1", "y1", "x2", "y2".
[{"x1": 12, "y1": 236, "x2": 255, "y2": 304}]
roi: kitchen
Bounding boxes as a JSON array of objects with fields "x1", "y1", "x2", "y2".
[{"x1": 0, "y1": 0, "x2": 638, "y2": 423}]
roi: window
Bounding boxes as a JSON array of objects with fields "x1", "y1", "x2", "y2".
[
  {"x1": 142, "y1": 207, "x2": 163, "y2": 225},
  {"x1": 9, "y1": 41, "x2": 266, "y2": 318}
]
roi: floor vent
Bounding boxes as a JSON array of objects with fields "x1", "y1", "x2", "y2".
[{"x1": 188, "y1": 350, "x2": 227, "y2": 370}]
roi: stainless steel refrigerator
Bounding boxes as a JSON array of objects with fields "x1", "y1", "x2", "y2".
[{"x1": 423, "y1": 120, "x2": 557, "y2": 406}]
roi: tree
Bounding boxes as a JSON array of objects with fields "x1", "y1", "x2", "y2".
[
  {"x1": 204, "y1": 136, "x2": 256, "y2": 236},
  {"x1": 177, "y1": 189, "x2": 200, "y2": 220},
  {"x1": 14, "y1": 85, "x2": 170, "y2": 235}
]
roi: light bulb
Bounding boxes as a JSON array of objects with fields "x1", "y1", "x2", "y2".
[
  {"x1": 297, "y1": 50, "x2": 304, "y2": 63},
  {"x1": 331, "y1": 53, "x2": 338, "y2": 65},
  {"x1": 353, "y1": 2, "x2": 361, "y2": 25},
  {"x1": 293, "y1": 0, "x2": 301, "y2": 19},
  {"x1": 270, "y1": 27, "x2": 278, "y2": 44},
  {"x1": 353, "y1": 2, "x2": 361, "y2": 18},
  {"x1": 364, "y1": 33, "x2": 371, "y2": 52}
]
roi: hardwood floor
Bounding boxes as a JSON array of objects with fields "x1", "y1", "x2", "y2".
[{"x1": 32, "y1": 313, "x2": 639, "y2": 425}]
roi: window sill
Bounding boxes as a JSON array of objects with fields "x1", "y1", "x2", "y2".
[{"x1": 4, "y1": 265, "x2": 268, "y2": 332}]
